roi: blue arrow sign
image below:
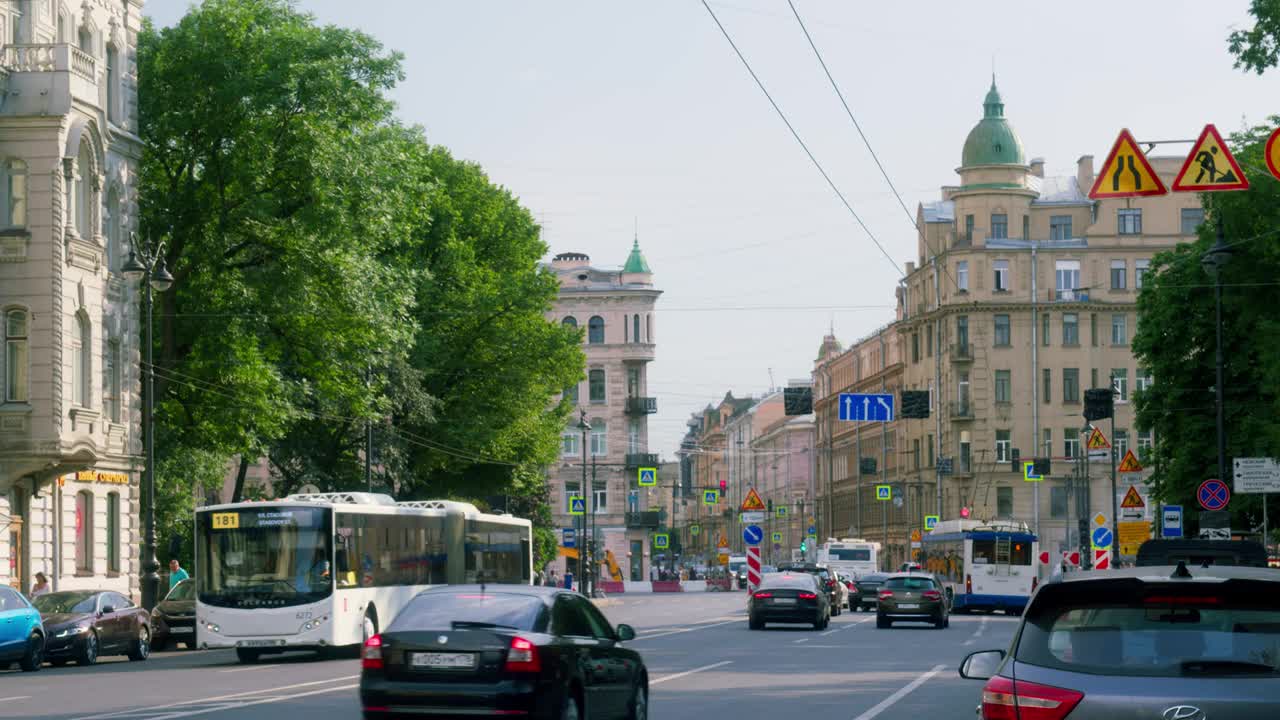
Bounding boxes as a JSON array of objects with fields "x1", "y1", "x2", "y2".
[
  {"x1": 743, "y1": 525, "x2": 763, "y2": 545},
  {"x1": 806, "y1": 525, "x2": 816, "y2": 535},
  {"x1": 1162, "y1": 505, "x2": 1183, "y2": 538},
  {"x1": 838, "y1": 393, "x2": 895, "y2": 422},
  {"x1": 563, "y1": 528, "x2": 576, "y2": 548},
  {"x1": 1091, "y1": 526, "x2": 1113, "y2": 549}
]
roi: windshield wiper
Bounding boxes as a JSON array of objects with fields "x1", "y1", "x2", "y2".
[
  {"x1": 451, "y1": 620, "x2": 516, "y2": 630},
  {"x1": 1180, "y1": 660, "x2": 1279, "y2": 675}
]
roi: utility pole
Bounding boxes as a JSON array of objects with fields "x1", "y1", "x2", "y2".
[{"x1": 365, "y1": 363, "x2": 373, "y2": 493}]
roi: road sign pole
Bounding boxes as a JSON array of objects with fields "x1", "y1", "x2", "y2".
[{"x1": 1110, "y1": 414, "x2": 1118, "y2": 566}]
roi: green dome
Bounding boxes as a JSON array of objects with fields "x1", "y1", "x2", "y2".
[
  {"x1": 623, "y1": 238, "x2": 651, "y2": 273},
  {"x1": 961, "y1": 78, "x2": 1025, "y2": 167}
]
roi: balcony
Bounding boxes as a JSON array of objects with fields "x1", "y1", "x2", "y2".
[
  {"x1": 950, "y1": 343, "x2": 972, "y2": 362},
  {"x1": 1049, "y1": 289, "x2": 1090, "y2": 302},
  {"x1": 950, "y1": 401, "x2": 975, "y2": 420},
  {"x1": 626, "y1": 511, "x2": 661, "y2": 529},
  {"x1": 2, "y1": 44, "x2": 100, "y2": 109},
  {"x1": 618, "y1": 342, "x2": 656, "y2": 363},
  {"x1": 625, "y1": 453, "x2": 659, "y2": 468},
  {"x1": 625, "y1": 396, "x2": 657, "y2": 415}
]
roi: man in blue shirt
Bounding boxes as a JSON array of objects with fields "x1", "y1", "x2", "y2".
[{"x1": 169, "y1": 559, "x2": 190, "y2": 590}]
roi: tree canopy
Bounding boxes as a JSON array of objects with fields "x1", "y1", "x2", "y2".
[{"x1": 1228, "y1": 0, "x2": 1280, "y2": 74}]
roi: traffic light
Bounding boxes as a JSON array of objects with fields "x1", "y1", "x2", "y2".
[
  {"x1": 1084, "y1": 388, "x2": 1114, "y2": 421},
  {"x1": 1077, "y1": 519, "x2": 1089, "y2": 554},
  {"x1": 1033, "y1": 457, "x2": 1051, "y2": 476},
  {"x1": 719, "y1": 478, "x2": 727, "y2": 492},
  {"x1": 800, "y1": 538, "x2": 808, "y2": 553},
  {"x1": 767, "y1": 498, "x2": 773, "y2": 513}
]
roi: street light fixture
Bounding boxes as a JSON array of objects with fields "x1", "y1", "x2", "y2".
[
  {"x1": 577, "y1": 410, "x2": 590, "y2": 595},
  {"x1": 123, "y1": 232, "x2": 174, "y2": 611},
  {"x1": 1200, "y1": 217, "x2": 1232, "y2": 487}
]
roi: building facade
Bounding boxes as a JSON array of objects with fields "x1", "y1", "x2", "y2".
[
  {"x1": 895, "y1": 80, "x2": 1195, "y2": 561},
  {"x1": 546, "y1": 242, "x2": 662, "y2": 583},
  {"x1": 0, "y1": 0, "x2": 146, "y2": 597}
]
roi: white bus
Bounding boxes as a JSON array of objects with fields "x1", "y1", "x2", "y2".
[
  {"x1": 818, "y1": 538, "x2": 880, "y2": 579},
  {"x1": 919, "y1": 519, "x2": 1038, "y2": 615},
  {"x1": 194, "y1": 492, "x2": 532, "y2": 663}
]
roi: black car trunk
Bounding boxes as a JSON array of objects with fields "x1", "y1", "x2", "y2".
[
  {"x1": 382, "y1": 629, "x2": 516, "y2": 683},
  {"x1": 756, "y1": 587, "x2": 818, "y2": 610}
]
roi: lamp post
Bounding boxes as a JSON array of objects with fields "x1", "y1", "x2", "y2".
[
  {"x1": 1201, "y1": 217, "x2": 1232, "y2": 488},
  {"x1": 578, "y1": 410, "x2": 590, "y2": 594},
  {"x1": 122, "y1": 233, "x2": 174, "y2": 611}
]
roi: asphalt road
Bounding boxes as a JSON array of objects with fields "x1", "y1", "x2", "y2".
[{"x1": 2, "y1": 593, "x2": 1019, "y2": 720}]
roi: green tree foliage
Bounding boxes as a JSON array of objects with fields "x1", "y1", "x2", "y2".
[
  {"x1": 1133, "y1": 119, "x2": 1280, "y2": 535},
  {"x1": 1229, "y1": 0, "x2": 1280, "y2": 74}
]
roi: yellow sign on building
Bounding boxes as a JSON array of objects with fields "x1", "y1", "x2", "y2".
[{"x1": 73, "y1": 470, "x2": 130, "y2": 484}]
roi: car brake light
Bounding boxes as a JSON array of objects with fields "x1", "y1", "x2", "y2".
[
  {"x1": 361, "y1": 634, "x2": 384, "y2": 670},
  {"x1": 753, "y1": 591, "x2": 773, "y2": 598},
  {"x1": 505, "y1": 636, "x2": 541, "y2": 673},
  {"x1": 922, "y1": 590, "x2": 942, "y2": 601},
  {"x1": 878, "y1": 589, "x2": 894, "y2": 600},
  {"x1": 966, "y1": 574, "x2": 972, "y2": 595},
  {"x1": 798, "y1": 591, "x2": 817, "y2": 600},
  {"x1": 980, "y1": 676, "x2": 1083, "y2": 720}
]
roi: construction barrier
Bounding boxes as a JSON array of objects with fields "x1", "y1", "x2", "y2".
[
  {"x1": 598, "y1": 580, "x2": 625, "y2": 594},
  {"x1": 651, "y1": 580, "x2": 683, "y2": 593}
]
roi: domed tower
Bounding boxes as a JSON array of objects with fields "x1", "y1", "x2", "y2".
[
  {"x1": 961, "y1": 78, "x2": 1025, "y2": 169},
  {"x1": 952, "y1": 77, "x2": 1036, "y2": 245}
]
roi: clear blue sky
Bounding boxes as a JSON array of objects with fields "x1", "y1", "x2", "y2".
[{"x1": 146, "y1": 1, "x2": 1280, "y2": 458}]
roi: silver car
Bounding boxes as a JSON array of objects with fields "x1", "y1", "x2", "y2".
[{"x1": 960, "y1": 562, "x2": 1280, "y2": 719}]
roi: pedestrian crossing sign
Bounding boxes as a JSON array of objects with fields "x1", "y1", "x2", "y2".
[
  {"x1": 690, "y1": 524, "x2": 701, "y2": 536},
  {"x1": 638, "y1": 467, "x2": 657, "y2": 487},
  {"x1": 776, "y1": 505, "x2": 788, "y2": 518},
  {"x1": 569, "y1": 496, "x2": 585, "y2": 515},
  {"x1": 1086, "y1": 427, "x2": 1110, "y2": 450},
  {"x1": 1172, "y1": 124, "x2": 1249, "y2": 192},
  {"x1": 771, "y1": 532, "x2": 783, "y2": 543},
  {"x1": 653, "y1": 533, "x2": 669, "y2": 550},
  {"x1": 875, "y1": 484, "x2": 891, "y2": 501},
  {"x1": 703, "y1": 489, "x2": 719, "y2": 506},
  {"x1": 924, "y1": 514, "x2": 939, "y2": 531}
]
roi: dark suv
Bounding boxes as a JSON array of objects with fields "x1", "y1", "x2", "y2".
[
  {"x1": 777, "y1": 563, "x2": 843, "y2": 614},
  {"x1": 960, "y1": 562, "x2": 1280, "y2": 719},
  {"x1": 876, "y1": 572, "x2": 949, "y2": 628}
]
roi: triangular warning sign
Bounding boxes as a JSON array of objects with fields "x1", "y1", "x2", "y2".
[
  {"x1": 1172, "y1": 124, "x2": 1249, "y2": 192},
  {"x1": 1088, "y1": 128, "x2": 1168, "y2": 199},
  {"x1": 740, "y1": 488, "x2": 766, "y2": 512},
  {"x1": 1118, "y1": 450, "x2": 1144, "y2": 474},
  {"x1": 1121, "y1": 484, "x2": 1145, "y2": 508},
  {"x1": 1086, "y1": 427, "x2": 1111, "y2": 450}
]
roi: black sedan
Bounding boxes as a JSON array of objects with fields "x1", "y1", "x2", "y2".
[
  {"x1": 360, "y1": 585, "x2": 647, "y2": 720},
  {"x1": 747, "y1": 572, "x2": 830, "y2": 630},
  {"x1": 151, "y1": 579, "x2": 196, "y2": 650},
  {"x1": 32, "y1": 590, "x2": 152, "y2": 666},
  {"x1": 852, "y1": 572, "x2": 890, "y2": 611}
]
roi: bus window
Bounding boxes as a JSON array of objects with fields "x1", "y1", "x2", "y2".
[
  {"x1": 1010, "y1": 541, "x2": 1033, "y2": 565},
  {"x1": 972, "y1": 540, "x2": 994, "y2": 564}
]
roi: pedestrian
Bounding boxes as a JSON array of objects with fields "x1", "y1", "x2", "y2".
[
  {"x1": 168, "y1": 558, "x2": 190, "y2": 590},
  {"x1": 29, "y1": 571, "x2": 50, "y2": 598}
]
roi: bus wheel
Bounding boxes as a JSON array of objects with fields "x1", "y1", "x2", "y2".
[{"x1": 236, "y1": 648, "x2": 261, "y2": 664}]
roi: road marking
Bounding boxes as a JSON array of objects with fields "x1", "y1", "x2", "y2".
[
  {"x1": 963, "y1": 616, "x2": 989, "y2": 646},
  {"x1": 650, "y1": 660, "x2": 732, "y2": 686},
  {"x1": 217, "y1": 663, "x2": 281, "y2": 673},
  {"x1": 850, "y1": 664, "x2": 946, "y2": 720},
  {"x1": 69, "y1": 676, "x2": 359, "y2": 720},
  {"x1": 821, "y1": 628, "x2": 840, "y2": 636},
  {"x1": 147, "y1": 683, "x2": 359, "y2": 720},
  {"x1": 0, "y1": 696, "x2": 32, "y2": 702},
  {"x1": 632, "y1": 617, "x2": 741, "y2": 641}
]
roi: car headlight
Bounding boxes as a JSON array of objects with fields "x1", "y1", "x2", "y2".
[
  {"x1": 55, "y1": 625, "x2": 90, "y2": 638},
  {"x1": 299, "y1": 615, "x2": 329, "y2": 633}
]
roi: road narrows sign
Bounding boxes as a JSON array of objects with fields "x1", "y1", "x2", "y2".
[
  {"x1": 1172, "y1": 124, "x2": 1249, "y2": 192},
  {"x1": 1088, "y1": 128, "x2": 1168, "y2": 199}
]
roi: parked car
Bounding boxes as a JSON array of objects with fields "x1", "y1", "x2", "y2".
[
  {"x1": 151, "y1": 579, "x2": 196, "y2": 651},
  {"x1": 748, "y1": 572, "x2": 830, "y2": 630},
  {"x1": 778, "y1": 563, "x2": 843, "y2": 613},
  {"x1": 960, "y1": 561, "x2": 1280, "y2": 719},
  {"x1": 0, "y1": 586, "x2": 45, "y2": 672},
  {"x1": 32, "y1": 590, "x2": 152, "y2": 666},
  {"x1": 876, "y1": 572, "x2": 949, "y2": 628},
  {"x1": 852, "y1": 572, "x2": 890, "y2": 612},
  {"x1": 360, "y1": 585, "x2": 646, "y2": 720}
]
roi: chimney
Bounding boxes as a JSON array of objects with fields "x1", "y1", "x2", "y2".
[
  {"x1": 1030, "y1": 157, "x2": 1045, "y2": 178},
  {"x1": 1076, "y1": 155, "x2": 1094, "y2": 195},
  {"x1": 940, "y1": 185, "x2": 960, "y2": 201}
]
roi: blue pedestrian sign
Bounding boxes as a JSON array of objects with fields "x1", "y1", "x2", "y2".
[
  {"x1": 1197, "y1": 479, "x2": 1230, "y2": 511},
  {"x1": 563, "y1": 528, "x2": 577, "y2": 548},
  {"x1": 743, "y1": 525, "x2": 763, "y2": 546},
  {"x1": 776, "y1": 506, "x2": 788, "y2": 518},
  {"x1": 806, "y1": 525, "x2": 816, "y2": 535},
  {"x1": 569, "y1": 496, "x2": 586, "y2": 516},
  {"x1": 924, "y1": 515, "x2": 939, "y2": 531},
  {"x1": 653, "y1": 533, "x2": 669, "y2": 550},
  {"x1": 638, "y1": 467, "x2": 657, "y2": 487},
  {"x1": 875, "y1": 485, "x2": 892, "y2": 501},
  {"x1": 1162, "y1": 505, "x2": 1184, "y2": 538},
  {"x1": 703, "y1": 489, "x2": 719, "y2": 506},
  {"x1": 1091, "y1": 526, "x2": 1113, "y2": 550},
  {"x1": 838, "y1": 393, "x2": 894, "y2": 422}
]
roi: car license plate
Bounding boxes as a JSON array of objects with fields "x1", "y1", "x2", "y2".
[
  {"x1": 411, "y1": 652, "x2": 477, "y2": 669},
  {"x1": 772, "y1": 598, "x2": 795, "y2": 605},
  {"x1": 171, "y1": 627, "x2": 193, "y2": 634},
  {"x1": 898, "y1": 603, "x2": 920, "y2": 610},
  {"x1": 239, "y1": 639, "x2": 279, "y2": 647}
]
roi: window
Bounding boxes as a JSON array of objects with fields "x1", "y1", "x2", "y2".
[
  {"x1": 1043, "y1": 428, "x2": 1053, "y2": 457},
  {"x1": 957, "y1": 260, "x2": 969, "y2": 291},
  {"x1": 1111, "y1": 314, "x2": 1127, "y2": 345},
  {"x1": 1055, "y1": 260, "x2": 1080, "y2": 300},
  {"x1": 78, "y1": 26, "x2": 91, "y2": 54},
  {"x1": 926, "y1": 324, "x2": 933, "y2": 357},
  {"x1": 627, "y1": 367, "x2": 639, "y2": 397},
  {"x1": 56, "y1": 11, "x2": 66, "y2": 43},
  {"x1": 561, "y1": 430, "x2": 580, "y2": 457},
  {"x1": 1091, "y1": 368, "x2": 1099, "y2": 389},
  {"x1": 633, "y1": 315, "x2": 640, "y2": 343},
  {"x1": 1050, "y1": 486, "x2": 1067, "y2": 518},
  {"x1": 107, "y1": 492, "x2": 120, "y2": 573},
  {"x1": 1118, "y1": 208, "x2": 1142, "y2": 235},
  {"x1": 1063, "y1": 368, "x2": 1080, "y2": 403},
  {"x1": 1110, "y1": 259, "x2": 1127, "y2": 290},
  {"x1": 1135, "y1": 259, "x2": 1150, "y2": 289},
  {"x1": 1022, "y1": 215, "x2": 1030, "y2": 241},
  {"x1": 911, "y1": 333, "x2": 920, "y2": 363},
  {"x1": 4, "y1": 309, "x2": 28, "y2": 402},
  {"x1": 995, "y1": 370, "x2": 1011, "y2": 403},
  {"x1": 991, "y1": 214, "x2": 1008, "y2": 240},
  {"x1": 1041, "y1": 313, "x2": 1049, "y2": 346},
  {"x1": 1181, "y1": 207, "x2": 1205, "y2": 235},
  {"x1": 106, "y1": 45, "x2": 119, "y2": 124},
  {"x1": 964, "y1": 214, "x2": 974, "y2": 243},
  {"x1": 565, "y1": 482, "x2": 581, "y2": 513},
  {"x1": 1137, "y1": 429, "x2": 1153, "y2": 461},
  {"x1": 1064, "y1": 429, "x2": 1081, "y2": 459},
  {"x1": 74, "y1": 313, "x2": 91, "y2": 407},
  {"x1": 588, "y1": 369, "x2": 605, "y2": 403},
  {"x1": 105, "y1": 340, "x2": 120, "y2": 422},
  {"x1": 75, "y1": 490, "x2": 93, "y2": 572},
  {"x1": 75, "y1": 142, "x2": 92, "y2": 236},
  {"x1": 1050, "y1": 215, "x2": 1072, "y2": 240},
  {"x1": 629, "y1": 420, "x2": 640, "y2": 454},
  {"x1": 1090, "y1": 313, "x2": 1098, "y2": 346},
  {"x1": 593, "y1": 484, "x2": 607, "y2": 513},
  {"x1": 1112, "y1": 368, "x2": 1128, "y2": 402},
  {"x1": 994, "y1": 314, "x2": 1011, "y2": 346},
  {"x1": 561, "y1": 316, "x2": 577, "y2": 329},
  {"x1": 926, "y1": 434, "x2": 934, "y2": 467},
  {"x1": 996, "y1": 430, "x2": 1011, "y2": 463},
  {"x1": 2, "y1": 158, "x2": 27, "y2": 229},
  {"x1": 1062, "y1": 313, "x2": 1079, "y2": 345},
  {"x1": 587, "y1": 316, "x2": 604, "y2": 344},
  {"x1": 590, "y1": 418, "x2": 607, "y2": 457},
  {"x1": 646, "y1": 315, "x2": 651, "y2": 342},
  {"x1": 958, "y1": 372, "x2": 971, "y2": 410},
  {"x1": 956, "y1": 315, "x2": 969, "y2": 348},
  {"x1": 1114, "y1": 429, "x2": 1129, "y2": 461},
  {"x1": 912, "y1": 439, "x2": 921, "y2": 470},
  {"x1": 1042, "y1": 368, "x2": 1051, "y2": 404},
  {"x1": 1136, "y1": 367, "x2": 1153, "y2": 394},
  {"x1": 996, "y1": 486, "x2": 1013, "y2": 517},
  {"x1": 993, "y1": 260, "x2": 1009, "y2": 291},
  {"x1": 104, "y1": 188, "x2": 121, "y2": 273}
]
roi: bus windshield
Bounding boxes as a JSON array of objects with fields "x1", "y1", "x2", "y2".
[
  {"x1": 829, "y1": 548, "x2": 872, "y2": 562},
  {"x1": 197, "y1": 506, "x2": 333, "y2": 609}
]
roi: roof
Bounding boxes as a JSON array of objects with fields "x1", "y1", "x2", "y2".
[
  {"x1": 1055, "y1": 564, "x2": 1280, "y2": 585},
  {"x1": 418, "y1": 584, "x2": 569, "y2": 598},
  {"x1": 961, "y1": 78, "x2": 1025, "y2": 167},
  {"x1": 1029, "y1": 175, "x2": 1089, "y2": 205},
  {"x1": 622, "y1": 239, "x2": 651, "y2": 274},
  {"x1": 922, "y1": 200, "x2": 955, "y2": 223}
]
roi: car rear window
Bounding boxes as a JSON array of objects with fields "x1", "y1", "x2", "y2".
[
  {"x1": 885, "y1": 577, "x2": 937, "y2": 590},
  {"x1": 1017, "y1": 580, "x2": 1280, "y2": 677},
  {"x1": 760, "y1": 574, "x2": 818, "y2": 590},
  {"x1": 390, "y1": 592, "x2": 546, "y2": 632}
]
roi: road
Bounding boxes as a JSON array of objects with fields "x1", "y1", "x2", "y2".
[{"x1": 2, "y1": 593, "x2": 1018, "y2": 720}]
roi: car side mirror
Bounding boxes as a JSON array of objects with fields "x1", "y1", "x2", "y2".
[
  {"x1": 958, "y1": 649, "x2": 1005, "y2": 680},
  {"x1": 101, "y1": 605, "x2": 115, "y2": 615},
  {"x1": 616, "y1": 624, "x2": 636, "y2": 642}
]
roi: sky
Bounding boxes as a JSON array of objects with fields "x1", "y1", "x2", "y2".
[{"x1": 144, "y1": 0, "x2": 1280, "y2": 459}]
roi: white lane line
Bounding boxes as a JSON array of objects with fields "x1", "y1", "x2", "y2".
[
  {"x1": 850, "y1": 664, "x2": 946, "y2": 720},
  {"x1": 140, "y1": 683, "x2": 358, "y2": 720},
  {"x1": 821, "y1": 628, "x2": 840, "y2": 636},
  {"x1": 69, "y1": 676, "x2": 359, "y2": 720},
  {"x1": 650, "y1": 660, "x2": 733, "y2": 686},
  {"x1": 963, "y1": 616, "x2": 990, "y2": 646},
  {"x1": 631, "y1": 617, "x2": 741, "y2": 641},
  {"x1": 794, "y1": 638, "x2": 810, "y2": 643},
  {"x1": 217, "y1": 663, "x2": 281, "y2": 673},
  {"x1": 0, "y1": 696, "x2": 32, "y2": 702}
]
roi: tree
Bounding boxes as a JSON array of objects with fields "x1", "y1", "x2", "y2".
[
  {"x1": 1133, "y1": 118, "x2": 1280, "y2": 536},
  {"x1": 1229, "y1": 0, "x2": 1280, "y2": 74}
]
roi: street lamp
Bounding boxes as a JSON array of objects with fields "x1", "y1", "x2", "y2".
[
  {"x1": 577, "y1": 410, "x2": 590, "y2": 595},
  {"x1": 1200, "y1": 217, "x2": 1232, "y2": 487},
  {"x1": 122, "y1": 233, "x2": 174, "y2": 611}
]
